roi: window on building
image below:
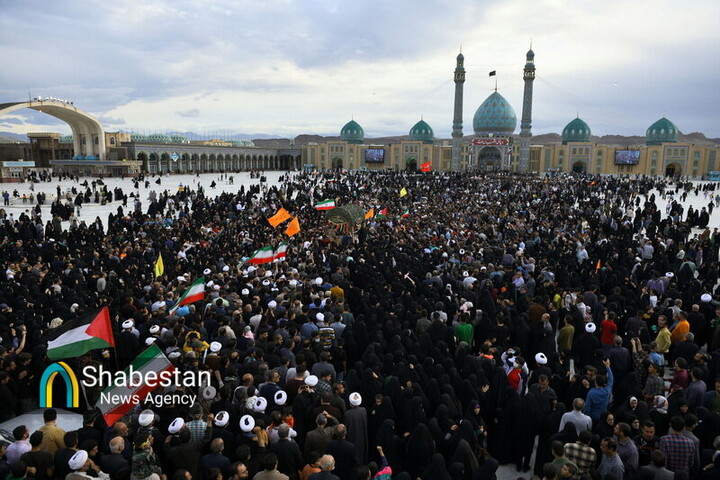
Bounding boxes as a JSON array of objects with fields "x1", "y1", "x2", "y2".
[
  {"x1": 544, "y1": 149, "x2": 551, "y2": 171},
  {"x1": 709, "y1": 151, "x2": 717, "y2": 171},
  {"x1": 650, "y1": 151, "x2": 658, "y2": 175}
]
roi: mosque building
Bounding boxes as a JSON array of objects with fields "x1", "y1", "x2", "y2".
[
  {"x1": 1, "y1": 48, "x2": 718, "y2": 179},
  {"x1": 301, "y1": 48, "x2": 719, "y2": 178}
]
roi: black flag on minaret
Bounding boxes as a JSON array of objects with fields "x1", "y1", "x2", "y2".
[{"x1": 489, "y1": 71, "x2": 496, "y2": 76}]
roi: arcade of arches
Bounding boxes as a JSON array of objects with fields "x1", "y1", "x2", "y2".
[{"x1": 135, "y1": 151, "x2": 301, "y2": 174}]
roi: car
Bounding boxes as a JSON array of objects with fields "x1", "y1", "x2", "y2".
[{"x1": 0, "y1": 408, "x2": 84, "y2": 444}]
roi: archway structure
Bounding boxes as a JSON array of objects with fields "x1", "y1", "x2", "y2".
[{"x1": 0, "y1": 99, "x2": 106, "y2": 160}]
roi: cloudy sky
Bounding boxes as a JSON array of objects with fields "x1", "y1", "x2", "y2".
[{"x1": 1, "y1": 0, "x2": 719, "y2": 139}]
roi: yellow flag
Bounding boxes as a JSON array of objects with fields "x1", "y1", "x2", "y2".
[
  {"x1": 365, "y1": 208, "x2": 375, "y2": 219},
  {"x1": 285, "y1": 216, "x2": 301, "y2": 237},
  {"x1": 154, "y1": 253, "x2": 164, "y2": 278},
  {"x1": 268, "y1": 207, "x2": 292, "y2": 227},
  {"x1": 399, "y1": 187, "x2": 408, "y2": 197}
]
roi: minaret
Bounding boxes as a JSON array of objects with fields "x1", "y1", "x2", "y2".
[
  {"x1": 519, "y1": 46, "x2": 535, "y2": 172},
  {"x1": 451, "y1": 51, "x2": 465, "y2": 172}
]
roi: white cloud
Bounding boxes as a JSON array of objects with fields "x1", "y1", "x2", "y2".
[{"x1": 0, "y1": 0, "x2": 718, "y2": 138}]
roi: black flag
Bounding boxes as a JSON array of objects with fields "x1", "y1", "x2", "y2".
[{"x1": 489, "y1": 71, "x2": 496, "y2": 77}]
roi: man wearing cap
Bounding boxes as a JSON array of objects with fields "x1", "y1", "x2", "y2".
[
  {"x1": 137, "y1": 409, "x2": 165, "y2": 458},
  {"x1": 117, "y1": 319, "x2": 140, "y2": 369},
  {"x1": 66, "y1": 450, "x2": 110, "y2": 480},
  {"x1": 344, "y1": 393, "x2": 367, "y2": 464},
  {"x1": 164, "y1": 426, "x2": 202, "y2": 480},
  {"x1": 210, "y1": 411, "x2": 236, "y2": 459}
]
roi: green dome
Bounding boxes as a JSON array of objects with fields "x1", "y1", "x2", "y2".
[
  {"x1": 145, "y1": 133, "x2": 172, "y2": 143},
  {"x1": 473, "y1": 91, "x2": 517, "y2": 135},
  {"x1": 341, "y1": 120, "x2": 364, "y2": 144},
  {"x1": 646, "y1": 117, "x2": 679, "y2": 145},
  {"x1": 562, "y1": 117, "x2": 592, "y2": 144},
  {"x1": 409, "y1": 119, "x2": 434, "y2": 144}
]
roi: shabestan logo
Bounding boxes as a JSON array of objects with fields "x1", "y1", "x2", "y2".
[{"x1": 39, "y1": 362, "x2": 79, "y2": 408}]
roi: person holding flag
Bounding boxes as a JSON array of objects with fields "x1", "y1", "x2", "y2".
[{"x1": 154, "y1": 253, "x2": 164, "y2": 279}]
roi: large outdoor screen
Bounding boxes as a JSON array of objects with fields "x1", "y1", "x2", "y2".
[
  {"x1": 614, "y1": 150, "x2": 640, "y2": 165},
  {"x1": 364, "y1": 148, "x2": 385, "y2": 163}
]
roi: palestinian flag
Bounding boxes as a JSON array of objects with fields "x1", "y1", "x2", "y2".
[
  {"x1": 315, "y1": 199, "x2": 336, "y2": 210},
  {"x1": 43, "y1": 307, "x2": 115, "y2": 361},
  {"x1": 376, "y1": 207, "x2": 388, "y2": 219},
  {"x1": 247, "y1": 246, "x2": 275, "y2": 265},
  {"x1": 169, "y1": 277, "x2": 205, "y2": 313},
  {"x1": 273, "y1": 242, "x2": 288, "y2": 261},
  {"x1": 401, "y1": 208, "x2": 410, "y2": 218},
  {"x1": 96, "y1": 344, "x2": 175, "y2": 426}
]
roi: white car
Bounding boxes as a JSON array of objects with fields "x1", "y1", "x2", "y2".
[{"x1": 0, "y1": 408, "x2": 84, "y2": 444}]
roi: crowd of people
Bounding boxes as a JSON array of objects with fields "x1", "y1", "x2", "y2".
[{"x1": 0, "y1": 170, "x2": 719, "y2": 480}]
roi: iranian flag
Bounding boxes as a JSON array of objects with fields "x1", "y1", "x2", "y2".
[
  {"x1": 169, "y1": 277, "x2": 206, "y2": 313},
  {"x1": 401, "y1": 208, "x2": 410, "y2": 218},
  {"x1": 247, "y1": 246, "x2": 275, "y2": 265},
  {"x1": 315, "y1": 199, "x2": 336, "y2": 210},
  {"x1": 96, "y1": 344, "x2": 175, "y2": 426},
  {"x1": 273, "y1": 242, "x2": 288, "y2": 261},
  {"x1": 43, "y1": 307, "x2": 115, "y2": 360}
]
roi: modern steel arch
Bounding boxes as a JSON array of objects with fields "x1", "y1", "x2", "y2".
[{"x1": 0, "y1": 100, "x2": 106, "y2": 161}]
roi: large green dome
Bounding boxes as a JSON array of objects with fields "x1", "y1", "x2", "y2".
[
  {"x1": 646, "y1": 117, "x2": 679, "y2": 145},
  {"x1": 562, "y1": 117, "x2": 592, "y2": 144},
  {"x1": 341, "y1": 120, "x2": 364, "y2": 144},
  {"x1": 473, "y1": 91, "x2": 517, "y2": 135},
  {"x1": 409, "y1": 119, "x2": 434, "y2": 144}
]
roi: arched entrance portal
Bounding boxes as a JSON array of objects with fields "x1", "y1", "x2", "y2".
[
  {"x1": 572, "y1": 161, "x2": 586, "y2": 173},
  {"x1": 332, "y1": 158, "x2": 343, "y2": 170},
  {"x1": 477, "y1": 147, "x2": 501, "y2": 172},
  {"x1": 406, "y1": 158, "x2": 417, "y2": 171},
  {"x1": 665, "y1": 163, "x2": 681, "y2": 177},
  {"x1": 0, "y1": 100, "x2": 106, "y2": 161}
]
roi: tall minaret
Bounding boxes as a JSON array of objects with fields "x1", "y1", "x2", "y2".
[
  {"x1": 451, "y1": 51, "x2": 465, "y2": 172},
  {"x1": 519, "y1": 46, "x2": 535, "y2": 172}
]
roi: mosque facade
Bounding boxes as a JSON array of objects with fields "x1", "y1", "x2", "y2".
[
  {"x1": 302, "y1": 49, "x2": 720, "y2": 178},
  {"x1": 2, "y1": 48, "x2": 718, "y2": 179}
]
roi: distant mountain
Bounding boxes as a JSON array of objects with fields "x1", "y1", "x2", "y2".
[{"x1": 0, "y1": 132, "x2": 28, "y2": 142}]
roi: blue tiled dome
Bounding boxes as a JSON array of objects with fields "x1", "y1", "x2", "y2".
[
  {"x1": 341, "y1": 120, "x2": 364, "y2": 144},
  {"x1": 473, "y1": 91, "x2": 517, "y2": 135},
  {"x1": 562, "y1": 117, "x2": 592, "y2": 144},
  {"x1": 646, "y1": 117, "x2": 679, "y2": 145},
  {"x1": 409, "y1": 119, "x2": 434, "y2": 144}
]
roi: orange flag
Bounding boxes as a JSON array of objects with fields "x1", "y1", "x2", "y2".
[
  {"x1": 268, "y1": 208, "x2": 291, "y2": 227},
  {"x1": 365, "y1": 208, "x2": 375, "y2": 219},
  {"x1": 595, "y1": 259, "x2": 602, "y2": 272},
  {"x1": 285, "y1": 216, "x2": 300, "y2": 237}
]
